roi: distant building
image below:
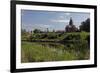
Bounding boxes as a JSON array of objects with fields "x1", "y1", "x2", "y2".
[{"x1": 65, "y1": 17, "x2": 78, "y2": 32}]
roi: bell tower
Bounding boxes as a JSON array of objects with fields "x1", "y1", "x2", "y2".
[{"x1": 69, "y1": 17, "x2": 73, "y2": 26}]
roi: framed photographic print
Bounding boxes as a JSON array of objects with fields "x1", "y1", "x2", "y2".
[{"x1": 11, "y1": 0, "x2": 97, "y2": 72}]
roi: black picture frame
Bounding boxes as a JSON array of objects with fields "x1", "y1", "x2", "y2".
[{"x1": 10, "y1": 0, "x2": 97, "y2": 73}]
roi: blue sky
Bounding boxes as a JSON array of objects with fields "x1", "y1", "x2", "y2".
[{"x1": 21, "y1": 10, "x2": 90, "y2": 32}]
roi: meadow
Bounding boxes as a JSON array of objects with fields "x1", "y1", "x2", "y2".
[{"x1": 21, "y1": 32, "x2": 90, "y2": 63}]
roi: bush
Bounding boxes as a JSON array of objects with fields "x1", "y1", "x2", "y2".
[
  {"x1": 47, "y1": 34, "x2": 57, "y2": 39},
  {"x1": 40, "y1": 34, "x2": 48, "y2": 39},
  {"x1": 63, "y1": 34, "x2": 81, "y2": 40},
  {"x1": 46, "y1": 33, "x2": 58, "y2": 39}
]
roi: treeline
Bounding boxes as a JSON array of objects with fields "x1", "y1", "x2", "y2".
[{"x1": 22, "y1": 31, "x2": 90, "y2": 45}]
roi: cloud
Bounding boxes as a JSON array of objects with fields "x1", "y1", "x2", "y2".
[
  {"x1": 64, "y1": 13, "x2": 71, "y2": 16},
  {"x1": 58, "y1": 13, "x2": 71, "y2": 19},
  {"x1": 51, "y1": 19, "x2": 69, "y2": 23},
  {"x1": 51, "y1": 13, "x2": 71, "y2": 23},
  {"x1": 34, "y1": 24, "x2": 50, "y2": 28},
  {"x1": 42, "y1": 24, "x2": 50, "y2": 28}
]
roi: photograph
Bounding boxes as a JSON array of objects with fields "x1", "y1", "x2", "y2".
[
  {"x1": 11, "y1": 1, "x2": 97, "y2": 72},
  {"x1": 21, "y1": 10, "x2": 90, "y2": 63}
]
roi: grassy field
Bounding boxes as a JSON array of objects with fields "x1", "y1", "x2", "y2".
[
  {"x1": 21, "y1": 40, "x2": 90, "y2": 63},
  {"x1": 21, "y1": 32, "x2": 90, "y2": 63}
]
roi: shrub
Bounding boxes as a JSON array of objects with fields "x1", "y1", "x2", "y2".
[
  {"x1": 63, "y1": 34, "x2": 81, "y2": 40},
  {"x1": 47, "y1": 33, "x2": 58, "y2": 39}
]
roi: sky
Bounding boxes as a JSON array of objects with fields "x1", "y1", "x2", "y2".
[{"x1": 21, "y1": 10, "x2": 90, "y2": 32}]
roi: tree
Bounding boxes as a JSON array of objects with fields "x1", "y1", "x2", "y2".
[
  {"x1": 80, "y1": 18, "x2": 90, "y2": 32},
  {"x1": 33, "y1": 29, "x2": 41, "y2": 33}
]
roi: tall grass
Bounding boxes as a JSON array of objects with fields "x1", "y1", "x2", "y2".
[{"x1": 21, "y1": 41, "x2": 90, "y2": 63}]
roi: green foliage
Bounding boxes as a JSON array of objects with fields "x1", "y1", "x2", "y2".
[
  {"x1": 21, "y1": 31, "x2": 90, "y2": 62},
  {"x1": 62, "y1": 32, "x2": 89, "y2": 41},
  {"x1": 21, "y1": 41, "x2": 90, "y2": 62},
  {"x1": 47, "y1": 33, "x2": 58, "y2": 39},
  {"x1": 33, "y1": 29, "x2": 41, "y2": 33},
  {"x1": 23, "y1": 32, "x2": 90, "y2": 42},
  {"x1": 80, "y1": 18, "x2": 90, "y2": 32},
  {"x1": 63, "y1": 34, "x2": 81, "y2": 40}
]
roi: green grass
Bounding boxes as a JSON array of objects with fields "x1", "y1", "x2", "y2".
[
  {"x1": 21, "y1": 32, "x2": 90, "y2": 63},
  {"x1": 21, "y1": 40, "x2": 90, "y2": 63}
]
